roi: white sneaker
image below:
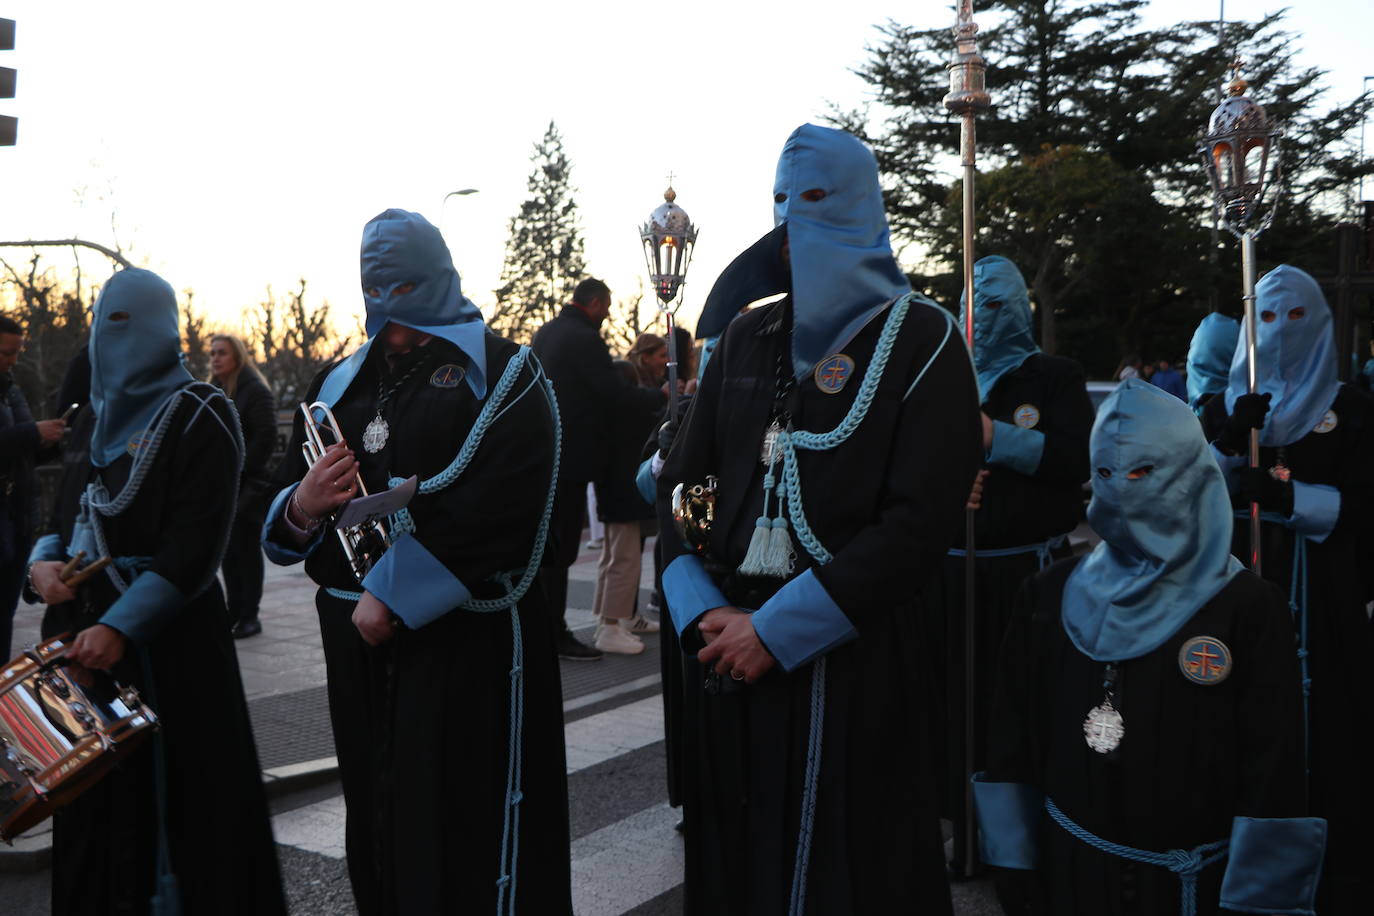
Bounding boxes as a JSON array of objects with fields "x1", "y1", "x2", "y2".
[
  {"x1": 585, "y1": 538, "x2": 603, "y2": 550},
  {"x1": 625, "y1": 613, "x2": 660, "y2": 634},
  {"x1": 595, "y1": 622, "x2": 645, "y2": 655}
]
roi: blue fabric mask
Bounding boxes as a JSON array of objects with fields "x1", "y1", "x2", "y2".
[
  {"x1": 1062, "y1": 379, "x2": 1243, "y2": 662},
  {"x1": 773, "y1": 124, "x2": 910, "y2": 381},
  {"x1": 1224, "y1": 265, "x2": 1338, "y2": 447},
  {"x1": 88, "y1": 269, "x2": 194, "y2": 468},
  {"x1": 1186, "y1": 313, "x2": 1240, "y2": 411},
  {"x1": 958, "y1": 255, "x2": 1038, "y2": 401},
  {"x1": 318, "y1": 209, "x2": 488, "y2": 405}
]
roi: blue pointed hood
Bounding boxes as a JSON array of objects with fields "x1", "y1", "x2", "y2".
[
  {"x1": 695, "y1": 223, "x2": 788, "y2": 341},
  {"x1": 88, "y1": 269, "x2": 194, "y2": 468},
  {"x1": 1186, "y1": 312, "x2": 1240, "y2": 411},
  {"x1": 318, "y1": 209, "x2": 488, "y2": 406},
  {"x1": 1062, "y1": 379, "x2": 1243, "y2": 662},
  {"x1": 1224, "y1": 265, "x2": 1338, "y2": 447},
  {"x1": 958, "y1": 255, "x2": 1038, "y2": 401},
  {"x1": 772, "y1": 124, "x2": 910, "y2": 381}
]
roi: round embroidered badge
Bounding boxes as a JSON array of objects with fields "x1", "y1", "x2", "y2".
[
  {"x1": 127, "y1": 431, "x2": 151, "y2": 456},
  {"x1": 1178, "y1": 636, "x2": 1233, "y2": 686},
  {"x1": 1013, "y1": 404, "x2": 1041, "y2": 429},
  {"x1": 1313, "y1": 409, "x2": 1337, "y2": 434},
  {"x1": 813, "y1": 354, "x2": 855, "y2": 394},
  {"x1": 430, "y1": 364, "x2": 466, "y2": 389}
]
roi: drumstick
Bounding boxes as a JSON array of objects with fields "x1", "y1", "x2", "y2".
[
  {"x1": 62, "y1": 556, "x2": 112, "y2": 587},
  {"x1": 59, "y1": 551, "x2": 87, "y2": 579}
]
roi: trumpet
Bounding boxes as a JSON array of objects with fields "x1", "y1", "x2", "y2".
[
  {"x1": 671, "y1": 475, "x2": 718, "y2": 555},
  {"x1": 299, "y1": 401, "x2": 391, "y2": 582}
]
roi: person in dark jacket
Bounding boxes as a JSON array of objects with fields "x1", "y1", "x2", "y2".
[
  {"x1": 532, "y1": 278, "x2": 666, "y2": 659},
  {"x1": 210, "y1": 333, "x2": 278, "y2": 638},
  {"x1": 0, "y1": 315, "x2": 66, "y2": 659}
]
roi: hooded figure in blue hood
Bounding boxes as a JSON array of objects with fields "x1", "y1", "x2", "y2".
[
  {"x1": 976, "y1": 379, "x2": 1324, "y2": 916},
  {"x1": 262, "y1": 209, "x2": 573, "y2": 913},
  {"x1": 1202, "y1": 265, "x2": 1374, "y2": 911},
  {"x1": 26, "y1": 267, "x2": 288, "y2": 914},
  {"x1": 1186, "y1": 312, "x2": 1240, "y2": 413},
  {"x1": 929, "y1": 255, "x2": 1094, "y2": 873},
  {"x1": 656, "y1": 124, "x2": 982, "y2": 915}
]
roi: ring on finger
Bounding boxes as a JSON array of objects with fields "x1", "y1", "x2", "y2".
[{"x1": 730, "y1": 670, "x2": 745, "y2": 681}]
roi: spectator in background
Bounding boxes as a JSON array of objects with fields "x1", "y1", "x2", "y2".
[
  {"x1": 0, "y1": 316, "x2": 65, "y2": 659},
  {"x1": 209, "y1": 333, "x2": 278, "y2": 638},
  {"x1": 1149, "y1": 356, "x2": 1186, "y2": 401},
  {"x1": 532, "y1": 278, "x2": 667, "y2": 660},
  {"x1": 1115, "y1": 353, "x2": 1143, "y2": 381},
  {"x1": 591, "y1": 360, "x2": 663, "y2": 654},
  {"x1": 628, "y1": 332, "x2": 669, "y2": 387}
]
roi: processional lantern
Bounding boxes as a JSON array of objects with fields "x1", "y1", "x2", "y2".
[
  {"x1": 1197, "y1": 62, "x2": 1283, "y2": 576},
  {"x1": 639, "y1": 185, "x2": 699, "y2": 417}
]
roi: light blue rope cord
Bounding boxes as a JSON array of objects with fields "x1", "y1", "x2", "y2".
[
  {"x1": 320, "y1": 348, "x2": 561, "y2": 915},
  {"x1": 772, "y1": 294, "x2": 953, "y2": 915},
  {"x1": 1046, "y1": 798, "x2": 1229, "y2": 916},
  {"x1": 947, "y1": 534, "x2": 1066, "y2": 570}
]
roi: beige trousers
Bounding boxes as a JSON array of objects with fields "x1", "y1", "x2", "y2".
[{"x1": 592, "y1": 521, "x2": 642, "y2": 621}]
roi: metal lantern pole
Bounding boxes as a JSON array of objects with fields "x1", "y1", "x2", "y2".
[
  {"x1": 640, "y1": 185, "x2": 699, "y2": 421},
  {"x1": 1199, "y1": 62, "x2": 1283, "y2": 576},
  {"x1": 944, "y1": 0, "x2": 991, "y2": 880}
]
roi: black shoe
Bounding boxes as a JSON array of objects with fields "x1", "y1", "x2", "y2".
[
  {"x1": 232, "y1": 618, "x2": 263, "y2": 639},
  {"x1": 557, "y1": 632, "x2": 602, "y2": 661}
]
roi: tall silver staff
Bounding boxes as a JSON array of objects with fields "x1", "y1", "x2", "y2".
[
  {"x1": 944, "y1": 0, "x2": 991, "y2": 880},
  {"x1": 1199, "y1": 61, "x2": 1282, "y2": 575},
  {"x1": 640, "y1": 185, "x2": 699, "y2": 420}
]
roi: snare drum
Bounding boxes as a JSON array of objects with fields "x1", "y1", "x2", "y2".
[{"x1": 0, "y1": 634, "x2": 158, "y2": 842}]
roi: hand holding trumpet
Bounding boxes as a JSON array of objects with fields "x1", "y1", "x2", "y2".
[{"x1": 289, "y1": 441, "x2": 359, "y2": 527}]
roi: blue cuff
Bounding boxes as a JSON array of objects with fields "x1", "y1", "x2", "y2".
[
  {"x1": 98, "y1": 571, "x2": 186, "y2": 646},
  {"x1": 27, "y1": 534, "x2": 63, "y2": 565},
  {"x1": 261, "y1": 483, "x2": 324, "y2": 565},
  {"x1": 1219, "y1": 816, "x2": 1326, "y2": 915},
  {"x1": 988, "y1": 421, "x2": 1044, "y2": 475},
  {"x1": 750, "y1": 568, "x2": 857, "y2": 672},
  {"x1": 361, "y1": 533, "x2": 472, "y2": 629},
  {"x1": 635, "y1": 458, "x2": 656, "y2": 505},
  {"x1": 1288, "y1": 482, "x2": 1340, "y2": 544},
  {"x1": 662, "y1": 554, "x2": 728, "y2": 637},
  {"x1": 972, "y1": 773, "x2": 1043, "y2": 870}
]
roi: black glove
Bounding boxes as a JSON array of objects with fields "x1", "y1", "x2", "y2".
[
  {"x1": 1217, "y1": 392, "x2": 1271, "y2": 456},
  {"x1": 658, "y1": 416, "x2": 682, "y2": 455},
  {"x1": 1239, "y1": 465, "x2": 1294, "y2": 516}
]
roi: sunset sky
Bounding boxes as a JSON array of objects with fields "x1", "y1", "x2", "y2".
[{"x1": 0, "y1": 1, "x2": 1368, "y2": 340}]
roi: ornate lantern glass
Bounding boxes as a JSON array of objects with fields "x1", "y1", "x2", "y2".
[
  {"x1": 1199, "y1": 74, "x2": 1283, "y2": 233},
  {"x1": 639, "y1": 187, "x2": 698, "y2": 306}
]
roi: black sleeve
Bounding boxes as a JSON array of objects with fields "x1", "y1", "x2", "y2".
[
  {"x1": 572, "y1": 326, "x2": 665, "y2": 412},
  {"x1": 811, "y1": 322, "x2": 983, "y2": 629},
  {"x1": 0, "y1": 388, "x2": 39, "y2": 468},
  {"x1": 1030, "y1": 362, "x2": 1093, "y2": 486},
  {"x1": 238, "y1": 380, "x2": 278, "y2": 480}
]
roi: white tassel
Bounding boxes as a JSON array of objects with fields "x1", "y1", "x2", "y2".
[{"x1": 738, "y1": 517, "x2": 774, "y2": 576}]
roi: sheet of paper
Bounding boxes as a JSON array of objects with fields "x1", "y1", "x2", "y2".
[{"x1": 333, "y1": 475, "x2": 418, "y2": 530}]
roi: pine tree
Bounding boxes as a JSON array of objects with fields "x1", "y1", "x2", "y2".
[
  {"x1": 837, "y1": 3, "x2": 1372, "y2": 374},
  {"x1": 491, "y1": 121, "x2": 586, "y2": 342}
]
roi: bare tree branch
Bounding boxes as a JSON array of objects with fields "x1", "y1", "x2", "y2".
[{"x1": 0, "y1": 239, "x2": 133, "y2": 270}]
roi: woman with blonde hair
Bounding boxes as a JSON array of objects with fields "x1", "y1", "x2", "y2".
[
  {"x1": 208, "y1": 334, "x2": 278, "y2": 637},
  {"x1": 627, "y1": 332, "x2": 669, "y2": 388}
]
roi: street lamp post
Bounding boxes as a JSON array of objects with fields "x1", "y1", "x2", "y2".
[
  {"x1": 1198, "y1": 62, "x2": 1283, "y2": 575},
  {"x1": 639, "y1": 185, "x2": 699, "y2": 420}
]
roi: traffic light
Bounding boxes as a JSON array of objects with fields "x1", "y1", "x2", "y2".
[{"x1": 0, "y1": 18, "x2": 15, "y2": 146}]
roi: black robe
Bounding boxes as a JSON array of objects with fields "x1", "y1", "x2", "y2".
[
  {"x1": 658, "y1": 296, "x2": 982, "y2": 915},
  {"x1": 41, "y1": 383, "x2": 286, "y2": 916},
  {"x1": 922, "y1": 353, "x2": 1092, "y2": 867},
  {"x1": 267, "y1": 335, "x2": 572, "y2": 916},
  {"x1": 987, "y1": 558, "x2": 1307, "y2": 915},
  {"x1": 1202, "y1": 384, "x2": 1374, "y2": 913}
]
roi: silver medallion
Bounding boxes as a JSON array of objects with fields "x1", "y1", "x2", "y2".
[
  {"x1": 1083, "y1": 698, "x2": 1125, "y2": 754},
  {"x1": 362, "y1": 415, "x2": 389, "y2": 453},
  {"x1": 760, "y1": 421, "x2": 781, "y2": 466}
]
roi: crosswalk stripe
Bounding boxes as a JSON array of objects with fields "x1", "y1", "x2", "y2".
[
  {"x1": 564, "y1": 695, "x2": 665, "y2": 774},
  {"x1": 570, "y1": 803, "x2": 683, "y2": 916}
]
